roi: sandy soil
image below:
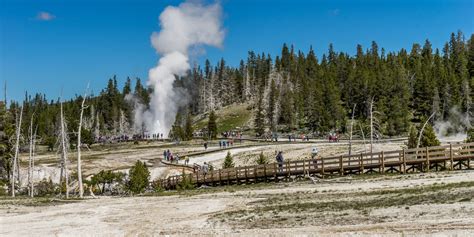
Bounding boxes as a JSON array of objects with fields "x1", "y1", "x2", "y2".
[{"x1": 1, "y1": 170, "x2": 473, "y2": 236}]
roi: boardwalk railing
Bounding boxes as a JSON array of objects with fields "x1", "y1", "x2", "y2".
[{"x1": 157, "y1": 142, "x2": 474, "y2": 190}]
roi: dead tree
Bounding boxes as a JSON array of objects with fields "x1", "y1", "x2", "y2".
[
  {"x1": 416, "y1": 112, "x2": 436, "y2": 148},
  {"x1": 31, "y1": 126, "x2": 37, "y2": 197},
  {"x1": 359, "y1": 123, "x2": 367, "y2": 153},
  {"x1": 349, "y1": 104, "x2": 356, "y2": 156},
  {"x1": 11, "y1": 106, "x2": 23, "y2": 197},
  {"x1": 77, "y1": 84, "x2": 89, "y2": 198},
  {"x1": 27, "y1": 113, "x2": 35, "y2": 197},
  {"x1": 60, "y1": 99, "x2": 69, "y2": 199}
]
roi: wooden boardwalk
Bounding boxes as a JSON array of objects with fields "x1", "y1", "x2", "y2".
[{"x1": 157, "y1": 142, "x2": 474, "y2": 190}]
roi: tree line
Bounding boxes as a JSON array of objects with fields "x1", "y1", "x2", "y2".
[{"x1": 1, "y1": 31, "x2": 473, "y2": 183}]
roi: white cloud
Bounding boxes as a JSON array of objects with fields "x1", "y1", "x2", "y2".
[{"x1": 36, "y1": 11, "x2": 55, "y2": 21}]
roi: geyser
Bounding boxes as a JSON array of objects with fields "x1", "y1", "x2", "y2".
[{"x1": 140, "y1": 0, "x2": 225, "y2": 137}]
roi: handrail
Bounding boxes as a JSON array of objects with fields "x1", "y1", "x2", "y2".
[{"x1": 158, "y1": 142, "x2": 474, "y2": 189}]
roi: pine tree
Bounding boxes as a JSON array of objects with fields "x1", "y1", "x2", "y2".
[
  {"x1": 207, "y1": 110, "x2": 217, "y2": 139},
  {"x1": 128, "y1": 160, "x2": 150, "y2": 194},
  {"x1": 407, "y1": 125, "x2": 418, "y2": 148},
  {"x1": 184, "y1": 114, "x2": 193, "y2": 141},
  {"x1": 222, "y1": 152, "x2": 234, "y2": 169},
  {"x1": 467, "y1": 127, "x2": 474, "y2": 142},
  {"x1": 420, "y1": 124, "x2": 440, "y2": 147}
]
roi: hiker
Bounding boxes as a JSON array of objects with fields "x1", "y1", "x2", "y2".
[
  {"x1": 226, "y1": 140, "x2": 230, "y2": 147},
  {"x1": 170, "y1": 153, "x2": 174, "y2": 163},
  {"x1": 175, "y1": 154, "x2": 180, "y2": 163},
  {"x1": 288, "y1": 135, "x2": 291, "y2": 142},
  {"x1": 163, "y1": 150, "x2": 168, "y2": 161},
  {"x1": 223, "y1": 140, "x2": 226, "y2": 148},
  {"x1": 219, "y1": 140, "x2": 222, "y2": 148},
  {"x1": 276, "y1": 151, "x2": 284, "y2": 172},
  {"x1": 203, "y1": 162, "x2": 209, "y2": 176},
  {"x1": 311, "y1": 146, "x2": 319, "y2": 159},
  {"x1": 184, "y1": 156, "x2": 189, "y2": 165},
  {"x1": 204, "y1": 142, "x2": 208, "y2": 150},
  {"x1": 167, "y1": 149, "x2": 171, "y2": 161}
]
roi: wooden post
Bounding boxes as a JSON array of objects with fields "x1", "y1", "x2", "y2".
[
  {"x1": 449, "y1": 144, "x2": 454, "y2": 170},
  {"x1": 359, "y1": 153, "x2": 364, "y2": 174},
  {"x1": 274, "y1": 163, "x2": 277, "y2": 179},
  {"x1": 219, "y1": 169, "x2": 222, "y2": 184},
  {"x1": 303, "y1": 159, "x2": 306, "y2": 176},
  {"x1": 245, "y1": 166, "x2": 248, "y2": 183},
  {"x1": 381, "y1": 151, "x2": 385, "y2": 174},
  {"x1": 286, "y1": 160, "x2": 290, "y2": 177},
  {"x1": 254, "y1": 165, "x2": 257, "y2": 182},
  {"x1": 264, "y1": 164, "x2": 267, "y2": 181},
  {"x1": 402, "y1": 149, "x2": 406, "y2": 174},
  {"x1": 339, "y1": 155, "x2": 343, "y2": 176},
  {"x1": 321, "y1": 157, "x2": 325, "y2": 179},
  {"x1": 425, "y1": 147, "x2": 430, "y2": 172},
  {"x1": 211, "y1": 170, "x2": 214, "y2": 186}
]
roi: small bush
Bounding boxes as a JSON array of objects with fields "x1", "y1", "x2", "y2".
[
  {"x1": 36, "y1": 179, "x2": 57, "y2": 197},
  {"x1": 256, "y1": 152, "x2": 268, "y2": 165},
  {"x1": 151, "y1": 180, "x2": 165, "y2": 192},
  {"x1": 0, "y1": 180, "x2": 7, "y2": 196},
  {"x1": 177, "y1": 171, "x2": 194, "y2": 191}
]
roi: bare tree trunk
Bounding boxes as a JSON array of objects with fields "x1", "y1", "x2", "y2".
[
  {"x1": 11, "y1": 106, "x2": 23, "y2": 197},
  {"x1": 28, "y1": 113, "x2": 34, "y2": 197},
  {"x1": 60, "y1": 100, "x2": 69, "y2": 199},
  {"x1": 31, "y1": 126, "x2": 37, "y2": 198},
  {"x1": 349, "y1": 104, "x2": 356, "y2": 156},
  {"x1": 369, "y1": 97, "x2": 374, "y2": 157},
  {"x1": 77, "y1": 84, "x2": 89, "y2": 198},
  {"x1": 359, "y1": 123, "x2": 367, "y2": 153},
  {"x1": 416, "y1": 112, "x2": 436, "y2": 148}
]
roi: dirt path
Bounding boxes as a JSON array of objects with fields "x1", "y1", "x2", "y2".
[{"x1": 2, "y1": 170, "x2": 473, "y2": 236}]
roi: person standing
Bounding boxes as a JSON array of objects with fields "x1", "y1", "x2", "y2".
[
  {"x1": 203, "y1": 162, "x2": 209, "y2": 176},
  {"x1": 276, "y1": 151, "x2": 284, "y2": 172},
  {"x1": 163, "y1": 150, "x2": 168, "y2": 161},
  {"x1": 204, "y1": 142, "x2": 208, "y2": 150}
]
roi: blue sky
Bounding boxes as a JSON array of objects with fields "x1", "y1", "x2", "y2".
[{"x1": 1, "y1": 0, "x2": 473, "y2": 102}]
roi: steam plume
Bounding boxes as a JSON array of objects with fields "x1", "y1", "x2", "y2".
[{"x1": 141, "y1": 1, "x2": 225, "y2": 136}]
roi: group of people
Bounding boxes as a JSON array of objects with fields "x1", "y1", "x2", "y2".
[
  {"x1": 163, "y1": 149, "x2": 177, "y2": 163},
  {"x1": 287, "y1": 134, "x2": 311, "y2": 142},
  {"x1": 163, "y1": 149, "x2": 191, "y2": 165},
  {"x1": 219, "y1": 139, "x2": 234, "y2": 148}
]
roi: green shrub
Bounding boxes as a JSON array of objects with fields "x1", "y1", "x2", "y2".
[
  {"x1": 467, "y1": 128, "x2": 474, "y2": 143},
  {"x1": 177, "y1": 170, "x2": 194, "y2": 191},
  {"x1": 89, "y1": 170, "x2": 125, "y2": 194},
  {"x1": 0, "y1": 180, "x2": 7, "y2": 196},
  {"x1": 256, "y1": 152, "x2": 268, "y2": 165},
  {"x1": 127, "y1": 160, "x2": 150, "y2": 194},
  {"x1": 36, "y1": 179, "x2": 57, "y2": 197}
]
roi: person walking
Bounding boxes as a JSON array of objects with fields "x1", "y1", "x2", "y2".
[
  {"x1": 204, "y1": 142, "x2": 208, "y2": 150},
  {"x1": 276, "y1": 151, "x2": 284, "y2": 172},
  {"x1": 163, "y1": 150, "x2": 168, "y2": 161},
  {"x1": 185, "y1": 156, "x2": 189, "y2": 165},
  {"x1": 203, "y1": 162, "x2": 209, "y2": 176}
]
